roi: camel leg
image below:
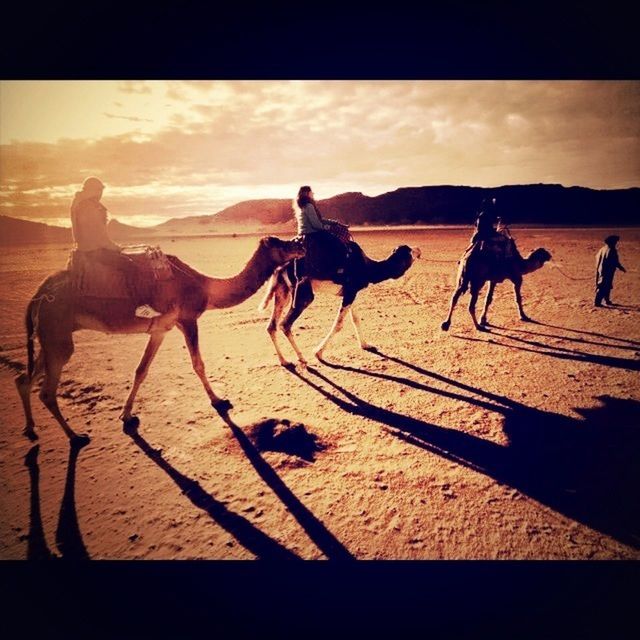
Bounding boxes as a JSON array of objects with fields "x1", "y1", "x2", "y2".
[
  {"x1": 315, "y1": 300, "x2": 352, "y2": 360},
  {"x1": 266, "y1": 277, "x2": 292, "y2": 366},
  {"x1": 15, "y1": 352, "x2": 44, "y2": 441},
  {"x1": 479, "y1": 281, "x2": 496, "y2": 327},
  {"x1": 281, "y1": 280, "x2": 315, "y2": 367},
  {"x1": 441, "y1": 282, "x2": 465, "y2": 331},
  {"x1": 120, "y1": 332, "x2": 166, "y2": 430},
  {"x1": 513, "y1": 278, "x2": 530, "y2": 321},
  {"x1": 178, "y1": 320, "x2": 233, "y2": 416},
  {"x1": 38, "y1": 336, "x2": 89, "y2": 446},
  {"x1": 350, "y1": 305, "x2": 373, "y2": 351},
  {"x1": 468, "y1": 283, "x2": 485, "y2": 331}
]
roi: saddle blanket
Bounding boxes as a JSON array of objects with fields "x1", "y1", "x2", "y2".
[{"x1": 67, "y1": 245, "x2": 174, "y2": 303}]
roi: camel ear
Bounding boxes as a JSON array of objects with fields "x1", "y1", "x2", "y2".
[{"x1": 261, "y1": 236, "x2": 276, "y2": 249}]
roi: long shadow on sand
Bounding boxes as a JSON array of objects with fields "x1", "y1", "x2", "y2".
[
  {"x1": 125, "y1": 425, "x2": 300, "y2": 560},
  {"x1": 55, "y1": 441, "x2": 90, "y2": 559},
  {"x1": 487, "y1": 322, "x2": 640, "y2": 352},
  {"x1": 24, "y1": 445, "x2": 55, "y2": 560},
  {"x1": 24, "y1": 441, "x2": 90, "y2": 560},
  {"x1": 454, "y1": 330, "x2": 640, "y2": 372},
  {"x1": 221, "y1": 415, "x2": 354, "y2": 561},
  {"x1": 289, "y1": 361, "x2": 640, "y2": 550}
]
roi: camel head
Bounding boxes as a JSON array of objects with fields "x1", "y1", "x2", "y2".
[
  {"x1": 386, "y1": 245, "x2": 422, "y2": 279},
  {"x1": 528, "y1": 247, "x2": 552, "y2": 270},
  {"x1": 259, "y1": 236, "x2": 306, "y2": 265}
]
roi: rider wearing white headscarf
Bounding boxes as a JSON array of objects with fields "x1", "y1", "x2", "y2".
[{"x1": 70, "y1": 176, "x2": 121, "y2": 252}]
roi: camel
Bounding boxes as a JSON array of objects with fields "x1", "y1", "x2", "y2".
[
  {"x1": 441, "y1": 236, "x2": 552, "y2": 331},
  {"x1": 259, "y1": 241, "x2": 421, "y2": 366},
  {"x1": 15, "y1": 236, "x2": 305, "y2": 445}
]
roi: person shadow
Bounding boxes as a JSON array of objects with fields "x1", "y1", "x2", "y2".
[
  {"x1": 291, "y1": 353, "x2": 640, "y2": 550},
  {"x1": 24, "y1": 440, "x2": 90, "y2": 560}
]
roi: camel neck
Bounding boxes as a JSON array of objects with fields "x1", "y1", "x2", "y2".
[
  {"x1": 365, "y1": 255, "x2": 403, "y2": 284},
  {"x1": 205, "y1": 246, "x2": 274, "y2": 309}
]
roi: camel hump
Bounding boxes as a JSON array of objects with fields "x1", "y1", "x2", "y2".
[{"x1": 67, "y1": 246, "x2": 175, "y2": 306}]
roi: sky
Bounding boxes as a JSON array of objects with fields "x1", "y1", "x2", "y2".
[{"x1": 1, "y1": 80, "x2": 639, "y2": 227}]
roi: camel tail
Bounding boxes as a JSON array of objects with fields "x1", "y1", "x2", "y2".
[
  {"x1": 258, "y1": 274, "x2": 277, "y2": 312},
  {"x1": 25, "y1": 300, "x2": 36, "y2": 378}
]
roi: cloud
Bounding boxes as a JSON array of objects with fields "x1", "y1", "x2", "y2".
[
  {"x1": 103, "y1": 113, "x2": 154, "y2": 123},
  {"x1": 1, "y1": 81, "x2": 639, "y2": 223}
]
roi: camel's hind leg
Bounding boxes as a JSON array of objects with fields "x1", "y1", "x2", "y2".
[
  {"x1": 281, "y1": 279, "x2": 315, "y2": 367},
  {"x1": 479, "y1": 281, "x2": 496, "y2": 327},
  {"x1": 15, "y1": 352, "x2": 44, "y2": 441},
  {"x1": 266, "y1": 276, "x2": 293, "y2": 366},
  {"x1": 120, "y1": 331, "x2": 166, "y2": 430},
  {"x1": 178, "y1": 319, "x2": 232, "y2": 416},
  {"x1": 38, "y1": 336, "x2": 89, "y2": 446},
  {"x1": 468, "y1": 283, "x2": 485, "y2": 331}
]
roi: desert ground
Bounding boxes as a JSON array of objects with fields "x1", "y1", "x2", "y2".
[{"x1": 0, "y1": 227, "x2": 638, "y2": 560}]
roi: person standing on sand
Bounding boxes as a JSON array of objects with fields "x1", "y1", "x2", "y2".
[
  {"x1": 69, "y1": 176, "x2": 176, "y2": 331},
  {"x1": 595, "y1": 234, "x2": 626, "y2": 307}
]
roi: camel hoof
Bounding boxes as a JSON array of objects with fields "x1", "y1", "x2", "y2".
[
  {"x1": 212, "y1": 399, "x2": 233, "y2": 415},
  {"x1": 441, "y1": 321, "x2": 451, "y2": 332},
  {"x1": 71, "y1": 433, "x2": 91, "y2": 448},
  {"x1": 476, "y1": 325, "x2": 488, "y2": 332},
  {"x1": 520, "y1": 315, "x2": 532, "y2": 323},
  {"x1": 23, "y1": 428, "x2": 38, "y2": 442},
  {"x1": 122, "y1": 415, "x2": 140, "y2": 433},
  {"x1": 361, "y1": 344, "x2": 376, "y2": 352}
]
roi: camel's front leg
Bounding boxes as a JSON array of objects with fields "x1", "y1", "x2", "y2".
[
  {"x1": 120, "y1": 332, "x2": 166, "y2": 430},
  {"x1": 178, "y1": 320, "x2": 233, "y2": 417},
  {"x1": 315, "y1": 302, "x2": 351, "y2": 360},
  {"x1": 513, "y1": 278, "x2": 531, "y2": 321},
  {"x1": 479, "y1": 281, "x2": 496, "y2": 327},
  {"x1": 350, "y1": 305, "x2": 373, "y2": 351}
]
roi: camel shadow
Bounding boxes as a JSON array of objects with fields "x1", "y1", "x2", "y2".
[
  {"x1": 24, "y1": 440, "x2": 90, "y2": 560},
  {"x1": 219, "y1": 414, "x2": 354, "y2": 561},
  {"x1": 125, "y1": 424, "x2": 300, "y2": 560},
  {"x1": 455, "y1": 331, "x2": 640, "y2": 372},
  {"x1": 288, "y1": 363, "x2": 640, "y2": 550},
  {"x1": 487, "y1": 322, "x2": 640, "y2": 352},
  {"x1": 24, "y1": 445, "x2": 55, "y2": 560},
  {"x1": 521, "y1": 320, "x2": 640, "y2": 346},
  {"x1": 55, "y1": 440, "x2": 91, "y2": 559}
]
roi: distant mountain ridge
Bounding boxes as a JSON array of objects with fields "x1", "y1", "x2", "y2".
[{"x1": 1, "y1": 184, "x2": 638, "y2": 244}]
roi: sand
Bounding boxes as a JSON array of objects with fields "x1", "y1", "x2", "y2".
[{"x1": 0, "y1": 227, "x2": 638, "y2": 559}]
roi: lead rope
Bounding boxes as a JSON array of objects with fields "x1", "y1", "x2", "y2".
[{"x1": 549, "y1": 262, "x2": 594, "y2": 281}]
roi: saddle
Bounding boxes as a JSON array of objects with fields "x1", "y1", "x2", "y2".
[
  {"x1": 67, "y1": 245, "x2": 175, "y2": 311},
  {"x1": 474, "y1": 232, "x2": 516, "y2": 260}
]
